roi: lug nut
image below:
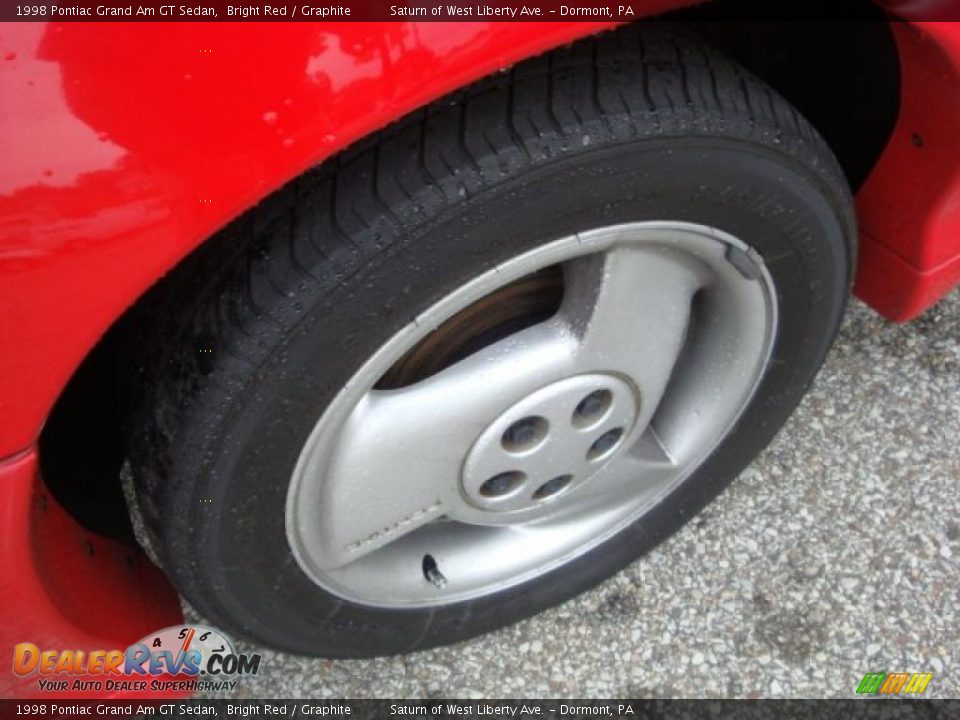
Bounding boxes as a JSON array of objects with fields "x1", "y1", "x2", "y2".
[
  {"x1": 533, "y1": 474, "x2": 574, "y2": 500},
  {"x1": 587, "y1": 427, "x2": 624, "y2": 460},
  {"x1": 479, "y1": 471, "x2": 526, "y2": 498},
  {"x1": 501, "y1": 416, "x2": 548, "y2": 452},
  {"x1": 572, "y1": 389, "x2": 612, "y2": 427}
]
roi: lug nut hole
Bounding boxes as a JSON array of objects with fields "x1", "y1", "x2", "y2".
[
  {"x1": 587, "y1": 427, "x2": 624, "y2": 461},
  {"x1": 533, "y1": 474, "x2": 574, "y2": 500},
  {"x1": 501, "y1": 416, "x2": 548, "y2": 453},
  {"x1": 572, "y1": 389, "x2": 612, "y2": 428},
  {"x1": 479, "y1": 471, "x2": 526, "y2": 498}
]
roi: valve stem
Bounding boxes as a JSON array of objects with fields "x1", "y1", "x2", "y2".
[{"x1": 422, "y1": 554, "x2": 447, "y2": 588}]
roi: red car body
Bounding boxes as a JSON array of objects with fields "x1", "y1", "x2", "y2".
[{"x1": 1, "y1": 8, "x2": 958, "y2": 699}]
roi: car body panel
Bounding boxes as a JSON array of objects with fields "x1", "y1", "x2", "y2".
[
  {"x1": 0, "y1": 19, "x2": 625, "y2": 460},
  {"x1": 0, "y1": 451, "x2": 183, "y2": 698},
  {"x1": 854, "y1": 21, "x2": 960, "y2": 319},
  {"x1": 0, "y1": 13, "x2": 959, "y2": 698}
]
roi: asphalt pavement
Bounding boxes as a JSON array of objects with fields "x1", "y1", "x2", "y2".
[{"x1": 192, "y1": 289, "x2": 959, "y2": 699}]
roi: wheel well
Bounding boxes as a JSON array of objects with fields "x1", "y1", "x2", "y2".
[
  {"x1": 663, "y1": 0, "x2": 900, "y2": 191},
  {"x1": 39, "y1": 6, "x2": 900, "y2": 538}
]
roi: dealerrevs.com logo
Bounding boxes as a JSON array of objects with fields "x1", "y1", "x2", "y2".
[{"x1": 13, "y1": 625, "x2": 261, "y2": 693}]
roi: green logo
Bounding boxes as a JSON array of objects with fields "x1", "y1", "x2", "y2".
[{"x1": 856, "y1": 671, "x2": 932, "y2": 695}]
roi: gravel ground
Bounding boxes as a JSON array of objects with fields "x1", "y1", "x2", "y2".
[{"x1": 192, "y1": 289, "x2": 959, "y2": 699}]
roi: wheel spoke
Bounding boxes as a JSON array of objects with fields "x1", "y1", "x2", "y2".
[
  {"x1": 569, "y1": 426, "x2": 679, "y2": 510},
  {"x1": 563, "y1": 241, "x2": 708, "y2": 432},
  {"x1": 300, "y1": 320, "x2": 579, "y2": 568}
]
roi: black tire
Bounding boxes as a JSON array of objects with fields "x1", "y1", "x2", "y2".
[{"x1": 128, "y1": 24, "x2": 855, "y2": 656}]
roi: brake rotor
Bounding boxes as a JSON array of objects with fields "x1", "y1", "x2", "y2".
[{"x1": 377, "y1": 266, "x2": 563, "y2": 389}]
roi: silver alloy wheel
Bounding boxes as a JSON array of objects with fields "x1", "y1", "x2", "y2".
[{"x1": 286, "y1": 222, "x2": 778, "y2": 607}]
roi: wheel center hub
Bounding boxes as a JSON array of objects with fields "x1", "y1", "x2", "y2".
[{"x1": 461, "y1": 374, "x2": 639, "y2": 514}]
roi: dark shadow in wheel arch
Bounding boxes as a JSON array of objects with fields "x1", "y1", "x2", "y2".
[{"x1": 662, "y1": 0, "x2": 900, "y2": 192}]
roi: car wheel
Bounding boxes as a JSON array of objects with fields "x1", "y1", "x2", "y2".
[{"x1": 128, "y1": 25, "x2": 855, "y2": 655}]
